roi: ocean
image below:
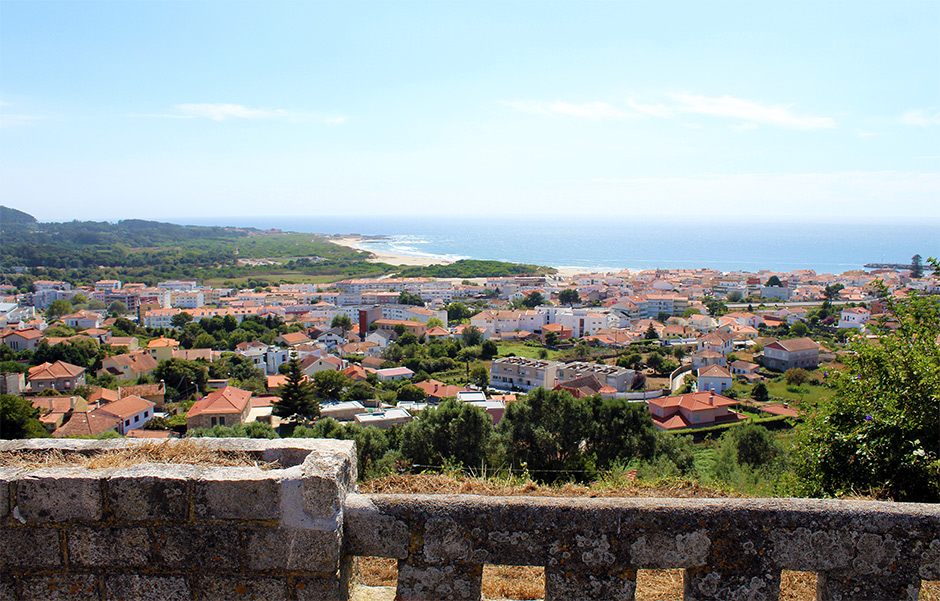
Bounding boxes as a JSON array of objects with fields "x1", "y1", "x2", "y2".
[{"x1": 180, "y1": 216, "x2": 939, "y2": 275}]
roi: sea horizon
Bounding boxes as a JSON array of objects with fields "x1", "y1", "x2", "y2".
[{"x1": 177, "y1": 215, "x2": 939, "y2": 275}]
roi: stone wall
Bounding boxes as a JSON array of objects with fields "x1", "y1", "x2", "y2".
[
  {"x1": 0, "y1": 438, "x2": 356, "y2": 601},
  {"x1": 1, "y1": 439, "x2": 939, "y2": 601}
]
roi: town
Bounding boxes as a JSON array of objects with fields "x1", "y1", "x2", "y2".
[{"x1": 2, "y1": 259, "x2": 933, "y2": 451}]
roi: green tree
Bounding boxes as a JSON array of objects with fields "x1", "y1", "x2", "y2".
[
  {"x1": 751, "y1": 382, "x2": 769, "y2": 403},
  {"x1": 426, "y1": 317, "x2": 444, "y2": 329},
  {"x1": 398, "y1": 291, "x2": 425, "y2": 307},
  {"x1": 45, "y1": 299, "x2": 72, "y2": 319},
  {"x1": 108, "y1": 301, "x2": 128, "y2": 316},
  {"x1": 69, "y1": 294, "x2": 87, "y2": 306},
  {"x1": 479, "y1": 339, "x2": 498, "y2": 360},
  {"x1": 544, "y1": 331, "x2": 559, "y2": 347},
  {"x1": 794, "y1": 274, "x2": 940, "y2": 502},
  {"x1": 824, "y1": 284, "x2": 844, "y2": 300},
  {"x1": 522, "y1": 291, "x2": 545, "y2": 308},
  {"x1": 153, "y1": 358, "x2": 208, "y2": 401},
  {"x1": 470, "y1": 363, "x2": 490, "y2": 389},
  {"x1": 171, "y1": 312, "x2": 193, "y2": 329},
  {"x1": 311, "y1": 369, "x2": 350, "y2": 401},
  {"x1": 274, "y1": 358, "x2": 317, "y2": 419},
  {"x1": 1, "y1": 394, "x2": 50, "y2": 438},
  {"x1": 910, "y1": 254, "x2": 923, "y2": 278},
  {"x1": 584, "y1": 396, "x2": 657, "y2": 470},
  {"x1": 495, "y1": 387, "x2": 592, "y2": 482},
  {"x1": 445, "y1": 302, "x2": 473, "y2": 323},
  {"x1": 193, "y1": 333, "x2": 216, "y2": 349},
  {"x1": 790, "y1": 321, "x2": 809, "y2": 337},
  {"x1": 765, "y1": 275, "x2": 783, "y2": 287},
  {"x1": 645, "y1": 351, "x2": 664, "y2": 373},
  {"x1": 397, "y1": 384, "x2": 426, "y2": 403},
  {"x1": 331, "y1": 313, "x2": 353, "y2": 333},
  {"x1": 558, "y1": 288, "x2": 580, "y2": 306},
  {"x1": 400, "y1": 399, "x2": 493, "y2": 469},
  {"x1": 784, "y1": 368, "x2": 809, "y2": 386},
  {"x1": 644, "y1": 323, "x2": 659, "y2": 340},
  {"x1": 461, "y1": 325, "x2": 483, "y2": 347}
]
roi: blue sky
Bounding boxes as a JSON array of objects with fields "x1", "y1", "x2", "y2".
[{"x1": 1, "y1": 1, "x2": 938, "y2": 223}]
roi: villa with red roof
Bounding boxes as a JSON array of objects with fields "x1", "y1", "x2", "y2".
[
  {"x1": 27, "y1": 361, "x2": 86, "y2": 392},
  {"x1": 648, "y1": 391, "x2": 741, "y2": 430},
  {"x1": 185, "y1": 385, "x2": 252, "y2": 430}
]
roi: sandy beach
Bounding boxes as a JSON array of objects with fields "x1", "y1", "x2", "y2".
[{"x1": 330, "y1": 236, "x2": 454, "y2": 268}]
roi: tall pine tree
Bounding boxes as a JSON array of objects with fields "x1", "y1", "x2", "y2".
[{"x1": 274, "y1": 358, "x2": 317, "y2": 419}]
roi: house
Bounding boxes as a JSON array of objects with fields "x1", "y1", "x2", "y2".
[
  {"x1": 186, "y1": 386, "x2": 253, "y2": 429},
  {"x1": 301, "y1": 355, "x2": 345, "y2": 376},
  {"x1": 648, "y1": 391, "x2": 741, "y2": 430},
  {"x1": 87, "y1": 387, "x2": 121, "y2": 408},
  {"x1": 147, "y1": 337, "x2": 180, "y2": 362},
  {"x1": 276, "y1": 331, "x2": 312, "y2": 347},
  {"x1": 697, "y1": 331, "x2": 735, "y2": 356},
  {"x1": 62, "y1": 310, "x2": 102, "y2": 330},
  {"x1": 375, "y1": 367, "x2": 415, "y2": 382},
  {"x1": 371, "y1": 319, "x2": 427, "y2": 338},
  {"x1": 761, "y1": 337, "x2": 820, "y2": 371},
  {"x1": 838, "y1": 307, "x2": 871, "y2": 329},
  {"x1": 554, "y1": 362, "x2": 635, "y2": 392},
  {"x1": 342, "y1": 364, "x2": 369, "y2": 382},
  {"x1": 1, "y1": 328, "x2": 44, "y2": 352},
  {"x1": 92, "y1": 395, "x2": 156, "y2": 435},
  {"x1": 690, "y1": 351, "x2": 726, "y2": 370},
  {"x1": 730, "y1": 360, "x2": 761, "y2": 379},
  {"x1": 353, "y1": 408, "x2": 412, "y2": 429},
  {"x1": 541, "y1": 323, "x2": 573, "y2": 344},
  {"x1": 320, "y1": 401, "x2": 366, "y2": 422},
  {"x1": 697, "y1": 365, "x2": 733, "y2": 394},
  {"x1": 118, "y1": 382, "x2": 167, "y2": 410},
  {"x1": 107, "y1": 336, "x2": 139, "y2": 351},
  {"x1": 489, "y1": 357, "x2": 561, "y2": 392},
  {"x1": 553, "y1": 374, "x2": 607, "y2": 399},
  {"x1": 97, "y1": 351, "x2": 158, "y2": 381},
  {"x1": 31, "y1": 396, "x2": 88, "y2": 432},
  {"x1": 27, "y1": 361, "x2": 86, "y2": 392},
  {"x1": 414, "y1": 379, "x2": 468, "y2": 402},
  {"x1": 53, "y1": 412, "x2": 121, "y2": 438}
]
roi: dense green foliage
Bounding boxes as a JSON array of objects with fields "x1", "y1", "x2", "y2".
[
  {"x1": 274, "y1": 358, "x2": 318, "y2": 419},
  {"x1": 396, "y1": 259, "x2": 550, "y2": 279},
  {"x1": 1, "y1": 394, "x2": 50, "y2": 439},
  {"x1": 795, "y1": 281, "x2": 940, "y2": 502},
  {"x1": 400, "y1": 399, "x2": 493, "y2": 468}
]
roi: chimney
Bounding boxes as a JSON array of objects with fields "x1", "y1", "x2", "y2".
[{"x1": 709, "y1": 392, "x2": 715, "y2": 406}]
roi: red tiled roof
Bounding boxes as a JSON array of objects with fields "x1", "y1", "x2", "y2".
[
  {"x1": 53, "y1": 413, "x2": 121, "y2": 438},
  {"x1": 28, "y1": 361, "x2": 85, "y2": 381},
  {"x1": 93, "y1": 395, "x2": 155, "y2": 420},
  {"x1": 186, "y1": 386, "x2": 252, "y2": 417}
]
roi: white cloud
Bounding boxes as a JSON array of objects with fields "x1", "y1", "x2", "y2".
[
  {"x1": 900, "y1": 109, "x2": 940, "y2": 127},
  {"x1": 626, "y1": 99, "x2": 673, "y2": 118},
  {"x1": 671, "y1": 93, "x2": 836, "y2": 130},
  {"x1": 0, "y1": 101, "x2": 44, "y2": 128},
  {"x1": 143, "y1": 103, "x2": 346, "y2": 124}
]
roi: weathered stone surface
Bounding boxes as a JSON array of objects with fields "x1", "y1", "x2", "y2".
[
  {"x1": 301, "y1": 443, "x2": 357, "y2": 519},
  {"x1": 630, "y1": 531, "x2": 710, "y2": 568},
  {"x1": 544, "y1": 564, "x2": 637, "y2": 601},
  {"x1": 293, "y1": 559, "x2": 352, "y2": 601},
  {"x1": 684, "y1": 568, "x2": 781, "y2": 601},
  {"x1": 0, "y1": 468, "x2": 22, "y2": 523},
  {"x1": 14, "y1": 467, "x2": 106, "y2": 523},
  {"x1": 817, "y1": 569, "x2": 921, "y2": 601},
  {"x1": 770, "y1": 527, "x2": 855, "y2": 571},
  {"x1": 920, "y1": 539, "x2": 940, "y2": 580},
  {"x1": 245, "y1": 527, "x2": 340, "y2": 572},
  {"x1": 68, "y1": 526, "x2": 154, "y2": 567},
  {"x1": 194, "y1": 466, "x2": 280, "y2": 521},
  {"x1": 0, "y1": 526, "x2": 62, "y2": 568},
  {"x1": 19, "y1": 573, "x2": 100, "y2": 601},
  {"x1": 105, "y1": 574, "x2": 190, "y2": 601},
  {"x1": 107, "y1": 463, "x2": 199, "y2": 522},
  {"x1": 194, "y1": 574, "x2": 288, "y2": 601},
  {"x1": 397, "y1": 560, "x2": 483, "y2": 601},
  {"x1": 155, "y1": 524, "x2": 241, "y2": 569},
  {"x1": 344, "y1": 494, "x2": 409, "y2": 559},
  {"x1": 0, "y1": 573, "x2": 15, "y2": 601},
  {"x1": 0, "y1": 438, "x2": 142, "y2": 453}
]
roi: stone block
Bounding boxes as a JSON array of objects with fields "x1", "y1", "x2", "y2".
[
  {"x1": 397, "y1": 560, "x2": 483, "y2": 601},
  {"x1": 105, "y1": 574, "x2": 190, "y2": 601},
  {"x1": 818, "y1": 567, "x2": 922, "y2": 601},
  {"x1": 194, "y1": 574, "x2": 288, "y2": 601},
  {"x1": 683, "y1": 566, "x2": 782, "y2": 601},
  {"x1": 107, "y1": 463, "x2": 198, "y2": 522},
  {"x1": 245, "y1": 527, "x2": 340, "y2": 572},
  {"x1": 544, "y1": 564, "x2": 637, "y2": 601},
  {"x1": 343, "y1": 493, "x2": 409, "y2": 559},
  {"x1": 194, "y1": 467, "x2": 280, "y2": 520},
  {"x1": 14, "y1": 467, "x2": 105, "y2": 523},
  {"x1": 0, "y1": 526, "x2": 62, "y2": 568},
  {"x1": 155, "y1": 524, "x2": 241, "y2": 569},
  {"x1": 293, "y1": 559, "x2": 352, "y2": 601},
  {"x1": 0, "y1": 468, "x2": 23, "y2": 523},
  {"x1": 630, "y1": 530, "x2": 711, "y2": 568},
  {"x1": 67, "y1": 526, "x2": 154, "y2": 568},
  {"x1": 19, "y1": 573, "x2": 100, "y2": 601},
  {"x1": 0, "y1": 573, "x2": 14, "y2": 601}
]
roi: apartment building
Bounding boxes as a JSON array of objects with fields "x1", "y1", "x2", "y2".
[{"x1": 489, "y1": 357, "x2": 561, "y2": 392}]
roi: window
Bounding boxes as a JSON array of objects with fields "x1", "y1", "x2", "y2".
[
  {"x1": 144, "y1": 411, "x2": 149, "y2": 418},
  {"x1": 134, "y1": 415, "x2": 139, "y2": 423},
  {"x1": 125, "y1": 420, "x2": 130, "y2": 426}
]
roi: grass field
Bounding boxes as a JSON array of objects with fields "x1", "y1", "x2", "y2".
[{"x1": 734, "y1": 376, "x2": 837, "y2": 405}]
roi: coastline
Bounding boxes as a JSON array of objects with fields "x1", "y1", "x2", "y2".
[{"x1": 330, "y1": 235, "x2": 454, "y2": 268}]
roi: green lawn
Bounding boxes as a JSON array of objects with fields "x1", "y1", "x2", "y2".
[
  {"x1": 734, "y1": 376, "x2": 837, "y2": 406},
  {"x1": 495, "y1": 341, "x2": 562, "y2": 361}
]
